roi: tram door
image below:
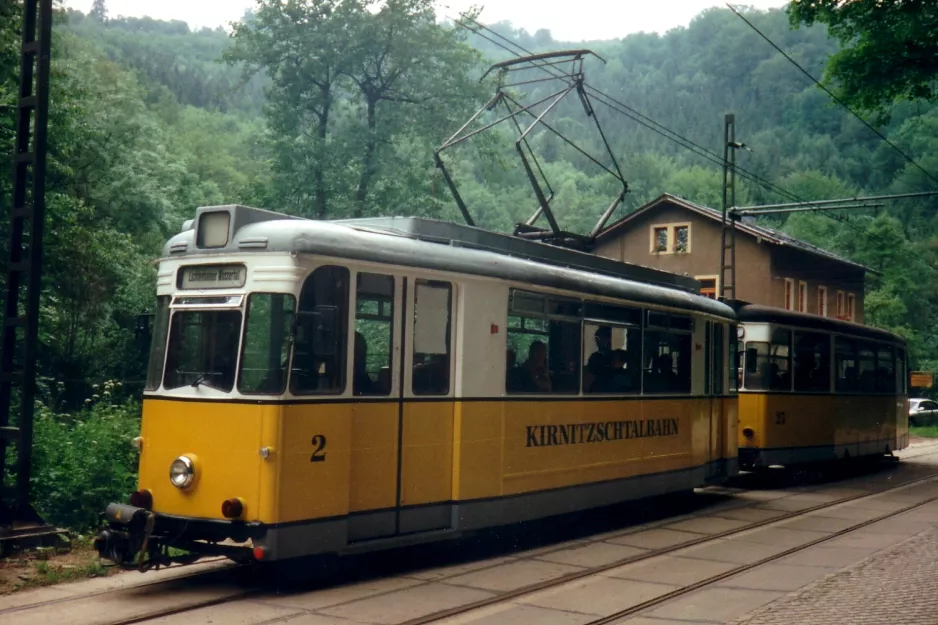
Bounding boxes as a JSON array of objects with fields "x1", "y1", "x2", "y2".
[
  {"x1": 397, "y1": 278, "x2": 455, "y2": 535},
  {"x1": 704, "y1": 322, "x2": 726, "y2": 479},
  {"x1": 348, "y1": 275, "x2": 454, "y2": 541}
]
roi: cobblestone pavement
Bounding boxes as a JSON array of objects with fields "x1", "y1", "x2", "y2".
[{"x1": 731, "y1": 525, "x2": 938, "y2": 625}]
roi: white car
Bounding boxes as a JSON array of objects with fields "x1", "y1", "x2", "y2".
[{"x1": 909, "y1": 398, "x2": 938, "y2": 427}]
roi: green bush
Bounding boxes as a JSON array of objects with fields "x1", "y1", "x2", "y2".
[{"x1": 30, "y1": 382, "x2": 140, "y2": 532}]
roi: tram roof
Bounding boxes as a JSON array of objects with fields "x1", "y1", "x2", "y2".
[
  {"x1": 164, "y1": 205, "x2": 736, "y2": 319},
  {"x1": 731, "y1": 302, "x2": 906, "y2": 345}
]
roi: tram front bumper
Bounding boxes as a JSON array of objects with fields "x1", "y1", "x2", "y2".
[{"x1": 94, "y1": 503, "x2": 258, "y2": 569}]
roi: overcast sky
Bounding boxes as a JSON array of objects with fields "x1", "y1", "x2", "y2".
[{"x1": 63, "y1": 0, "x2": 789, "y2": 41}]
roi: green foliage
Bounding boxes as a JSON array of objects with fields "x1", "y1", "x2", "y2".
[
  {"x1": 226, "y1": 0, "x2": 486, "y2": 219},
  {"x1": 910, "y1": 426, "x2": 938, "y2": 439},
  {"x1": 788, "y1": 0, "x2": 938, "y2": 123},
  {"x1": 30, "y1": 385, "x2": 140, "y2": 531}
]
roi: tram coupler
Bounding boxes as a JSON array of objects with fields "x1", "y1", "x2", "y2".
[{"x1": 93, "y1": 503, "x2": 151, "y2": 567}]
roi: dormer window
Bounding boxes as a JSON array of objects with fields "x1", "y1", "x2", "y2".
[{"x1": 650, "y1": 223, "x2": 691, "y2": 254}]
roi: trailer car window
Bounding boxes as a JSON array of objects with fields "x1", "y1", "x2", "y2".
[
  {"x1": 876, "y1": 346, "x2": 895, "y2": 393},
  {"x1": 238, "y1": 294, "x2": 295, "y2": 395},
  {"x1": 793, "y1": 332, "x2": 830, "y2": 393},
  {"x1": 745, "y1": 329, "x2": 791, "y2": 392},
  {"x1": 897, "y1": 348, "x2": 907, "y2": 394},
  {"x1": 857, "y1": 342, "x2": 877, "y2": 390},
  {"x1": 835, "y1": 336, "x2": 858, "y2": 392}
]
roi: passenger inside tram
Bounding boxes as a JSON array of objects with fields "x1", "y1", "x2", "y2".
[{"x1": 520, "y1": 340, "x2": 552, "y2": 392}]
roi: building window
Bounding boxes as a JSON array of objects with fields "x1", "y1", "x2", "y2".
[
  {"x1": 847, "y1": 293, "x2": 856, "y2": 322},
  {"x1": 697, "y1": 276, "x2": 718, "y2": 299},
  {"x1": 798, "y1": 281, "x2": 807, "y2": 313},
  {"x1": 817, "y1": 286, "x2": 828, "y2": 317},
  {"x1": 675, "y1": 226, "x2": 689, "y2": 253},
  {"x1": 836, "y1": 291, "x2": 845, "y2": 319},
  {"x1": 649, "y1": 223, "x2": 691, "y2": 254},
  {"x1": 784, "y1": 278, "x2": 794, "y2": 311}
]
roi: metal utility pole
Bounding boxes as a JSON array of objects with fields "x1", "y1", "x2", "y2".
[
  {"x1": 719, "y1": 114, "x2": 737, "y2": 302},
  {"x1": 0, "y1": 0, "x2": 60, "y2": 555}
]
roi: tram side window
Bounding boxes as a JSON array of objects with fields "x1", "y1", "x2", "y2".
[
  {"x1": 163, "y1": 308, "x2": 242, "y2": 392},
  {"x1": 505, "y1": 291, "x2": 582, "y2": 394},
  {"x1": 355, "y1": 273, "x2": 394, "y2": 396},
  {"x1": 291, "y1": 266, "x2": 350, "y2": 395},
  {"x1": 238, "y1": 294, "x2": 296, "y2": 394},
  {"x1": 876, "y1": 346, "x2": 895, "y2": 393},
  {"x1": 793, "y1": 332, "x2": 831, "y2": 393},
  {"x1": 642, "y1": 315, "x2": 692, "y2": 394},
  {"x1": 583, "y1": 323, "x2": 640, "y2": 394},
  {"x1": 412, "y1": 280, "x2": 451, "y2": 396},
  {"x1": 507, "y1": 315, "x2": 550, "y2": 393},
  {"x1": 744, "y1": 329, "x2": 791, "y2": 391},
  {"x1": 857, "y1": 342, "x2": 876, "y2": 390},
  {"x1": 145, "y1": 296, "x2": 171, "y2": 391},
  {"x1": 835, "y1": 337, "x2": 858, "y2": 392}
]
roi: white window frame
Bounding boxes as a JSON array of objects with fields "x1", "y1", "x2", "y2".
[
  {"x1": 798, "y1": 281, "x2": 808, "y2": 313},
  {"x1": 817, "y1": 285, "x2": 828, "y2": 317},
  {"x1": 784, "y1": 278, "x2": 795, "y2": 311}
]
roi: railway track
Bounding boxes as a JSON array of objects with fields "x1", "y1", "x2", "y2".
[
  {"x1": 580, "y1": 489, "x2": 938, "y2": 625},
  {"x1": 401, "y1": 461, "x2": 938, "y2": 625},
  {"x1": 4, "y1": 448, "x2": 938, "y2": 625}
]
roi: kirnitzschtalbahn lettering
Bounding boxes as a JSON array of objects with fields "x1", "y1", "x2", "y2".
[{"x1": 525, "y1": 418, "x2": 679, "y2": 448}]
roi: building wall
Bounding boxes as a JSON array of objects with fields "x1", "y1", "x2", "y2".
[
  {"x1": 769, "y1": 246, "x2": 865, "y2": 323},
  {"x1": 594, "y1": 201, "x2": 865, "y2": 322}
]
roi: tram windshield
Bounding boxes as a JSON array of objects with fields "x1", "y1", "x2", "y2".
[{"x1": 163, "y1": 309, "x2": 243, "y2": 391}]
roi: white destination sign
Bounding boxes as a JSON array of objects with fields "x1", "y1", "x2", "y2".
[{"x1": 179, "y1": 265, "x2": 246, "y2": 290}]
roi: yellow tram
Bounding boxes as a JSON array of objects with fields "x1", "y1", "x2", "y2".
[
  {"x1": 95, "y1": 205, "x2": 738, "y2": 568},
  {"x1": 734, "y1": 303, "x2": 909, "y2": 469}
]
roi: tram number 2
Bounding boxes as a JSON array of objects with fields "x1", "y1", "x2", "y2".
[
  {"x1": 310, "y1": 434, "x2": 327, "y2": 462},
  {"x1": 775, "y1": 412, "x2": 786, "y2": 425}
]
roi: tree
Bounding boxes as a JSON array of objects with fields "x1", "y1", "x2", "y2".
[
  {"x1": 228, "y1": 0, "x2": 484, "y2": 218},
  {"x1": 89, "y1": 0, "x2": 107, "y2": 22},
  {"x1": 343, "y1": 0, "x2": 483, "y2": 215},
  {"x1": 228, "y1": 0, "x2": 362, "y2": 218},
  {"x1": 788, "y1": 0, "x2": 938, "y2": 122}
]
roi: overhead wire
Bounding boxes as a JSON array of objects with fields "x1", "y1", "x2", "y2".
[
  {"x1": 453, "y1": 14, "x2": 880, "y2": 237},
  {"x1": 726, "y1": 3, "x2": 938, "y2": 188}
]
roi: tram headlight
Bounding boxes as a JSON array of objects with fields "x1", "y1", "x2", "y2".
[{"x1": 169, "y1": 456, "x2": 195, "y2": 489}]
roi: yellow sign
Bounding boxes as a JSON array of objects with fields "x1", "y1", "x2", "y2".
[{"x1": 910, "y1": 371, "x2": 934, "y2": 389}]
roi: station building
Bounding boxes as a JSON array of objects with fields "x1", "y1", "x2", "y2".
[{"x1": 593, "y1": 193, "x2": 869, "y2": 324}]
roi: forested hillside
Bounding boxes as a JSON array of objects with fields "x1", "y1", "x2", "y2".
[{"x1": 1, "y1": 1, "x2": 936, "y2": 527}]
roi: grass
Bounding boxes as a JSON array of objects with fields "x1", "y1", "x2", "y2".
[
  {"x1": 910, "y1": 425, "x2": 938, "y2": 438},
  {"x1": 0, "y1": 536, "x2": 119, "y2": 594}
]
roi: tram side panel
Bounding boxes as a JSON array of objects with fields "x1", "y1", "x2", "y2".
[{"x1": 451, "y1": 281, "x2": 721, "y2": 531}]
